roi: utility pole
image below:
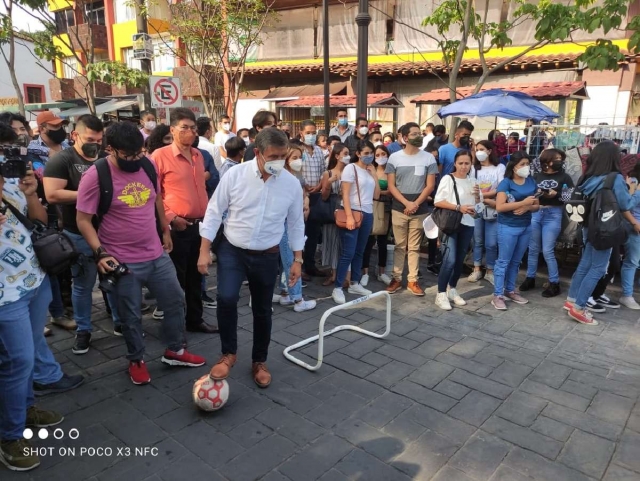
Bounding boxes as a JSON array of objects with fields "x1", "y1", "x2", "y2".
[
  {"x1": 355, "y1": 0, "x2": 371, "y2": 118},
  {"x1": 135, "y1": 0, "x2": 153, "y2": 114},
  {"x1": 322, "y1": 0, "x2": 330, "y2": 135}
]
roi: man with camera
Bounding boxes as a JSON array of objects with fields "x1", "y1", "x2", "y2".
[
  {"x1": 43, "y1": 115, "x2": 120, "y2": 355},
  {"x1": 76, "y1": 121, "x2": 205, "y2": 386}
]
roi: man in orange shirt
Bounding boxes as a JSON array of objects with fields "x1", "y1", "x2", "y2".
[{"x1": 151, "y1": 108, "x2": 218, "y2": 333}]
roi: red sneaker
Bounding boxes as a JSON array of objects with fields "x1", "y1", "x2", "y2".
[
  {"x1": 161, "y1": 349, "x2": 206, "y2": 367},
  {"x1": 563, "y1": 300, "x2": 575, "y2": 311},
  {"x1": 568, "y1": 306, "x2": 599, "y2": 326},
  {"x1": 129, "y1": 360, "x2": 151, "y2": 385}
]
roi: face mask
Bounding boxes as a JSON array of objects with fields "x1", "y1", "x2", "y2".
[
  {"x1": 80, "y1": 142, "x2": 100, "y2": 159},
  {"x1": 243, "y1": 137, "x2": 250, "y2": 146},
  {"x1": 475, "y1": 151, "x2": 489, "y2": 162},
  {"x1": 178, "y1": 130, "x2": 196, "y2": 146},
  {"x1": 516, "y1": 166, "x2": 530, "y2": 178},
  {"x1": 15, "y1": 134, "x2": 30, "y2": 147},
  {"x1": 116, "y1": 156, "x2": 142, "y2": 173},
  {"x1": 222, "y1": 123, "x2": 231, "y2": 131},
  {"x1": 408, "y1": 135, "x2": 423, "y2": 147},
  {"x1": 358, "y1": 126, "x2": 369, "y2": 136},
  {"x1": 304, "y1": 134, "x2": 317, "y2": 146},
  {"x1": 338, "y1": 118, "x2": 348, "y2": 126},
  {"x1": 373, "y1": 141, "x2": 382, "y2": 147},
  {"x1": 144, "y1": 121, "x2": 156, "y2": 131},
  {"x1": 263, "y1": 158, "x2": 286, "y2": 176},
  {"x1": 46, "y1": 127, "x2": 67, "y2": 145},
  {"x1": 384, "y1": 141, "x2": 391, "y2": 146},
  {"x1": 459, "y1": 135, "x2": 470, "y2": 148},
  {"x1": 340, "y1": 155, "x2": 351, "y2": 165},
  {"x1": 361, "y1": 154, "x2": 374, "y2": 165},
  {"x1": 289, "y1": 158, "x2": 303, "y2": 172},
  {"x1": 376, "y1": 156, "x2": 388, "y2": 166}
]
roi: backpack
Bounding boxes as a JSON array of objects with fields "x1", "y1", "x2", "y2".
[
  {"x1": 94, "y1": 157, "x2": 163, "y2": 239},
  {"x1": 587, "y1": 172, "x2": 628, "y2": 250}
]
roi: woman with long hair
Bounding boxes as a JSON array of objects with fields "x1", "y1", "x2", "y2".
[
  {"x1": 619, "y1": 161, "x2": 640, "y2": 310},
  {"x1": 332, "y1": 140, "x2": 381, "y2": 304},
  {"x1": 520, "y1": 149, "x2": 573, "y2": 297},
  {"x1": 145, "y1": 124, "x2": 172, "y2": 154},
  {"x1": 433, "y1": 150, "x2": 480, "y2": 310},
  {"x1": 468, "y1": 140, "x2": 504, "y2": 285},
  {"x1": 565, "y1": 141, "x2": 640, "y2": 324},
  {"x1": 320, "y1": 143, "x2": 349, "y2": 286},
  {"x1": 492, "y1": 152, "x2": 539, "y2": 310}
]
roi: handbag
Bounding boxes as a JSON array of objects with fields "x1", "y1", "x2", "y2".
[
  {"x1": 371, "y1": 200, "x2": 389, "y2": 235},
  {"x1": 430, "y1": 174, "x2": 463, "y2": 235},
  {"x1": 308, "y1": 192, "x2": 338, "y2": 225},
  {"x1": 335, "y1": 165, "x2": 363, "y2": 229},
  {"x1": 3, "y1": 198, "x2": 79, "y2": 275}
]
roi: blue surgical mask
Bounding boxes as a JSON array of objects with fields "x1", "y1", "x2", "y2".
[
  {"x1": 304, "y1": 134, "x2": 317, "y2": 146},
  {"x1": 361, "y1": 155, "x2": 374, "y2": 165},
  {"x1": 338, "y1": 118, "x2": 348, "y2": 126}
]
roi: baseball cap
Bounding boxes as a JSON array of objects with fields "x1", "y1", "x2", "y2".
[
  {"x1": 36, "y1": 111, "x2": 67, "y2": 127},
  {"x1": 369, "y1": 122, "x2": 382, "y2": 130}
]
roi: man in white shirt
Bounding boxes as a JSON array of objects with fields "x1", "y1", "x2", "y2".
[
  {"x1": 214, "y1": 115, "x2": 236, "y2": 164},
  {"x1": 198, "y1": 128, "x2": 304, "y2": 388},
  {"x1": 196, "y1": 117, "x2": 222, "y2": 171},
  {"x1": 422, "y1": 122, "x2": 435, "y2": 149}
]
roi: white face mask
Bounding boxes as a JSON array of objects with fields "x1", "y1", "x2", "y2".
[
  {"x1": 222, "y1": 123, "x2": 231, "y2": 131},
  {"x1": 376, "y1": 156, "x2": 388, "y2": 166},
  {"x1": 373, "y1": 141, "x2": 382, "y2": 147},
  {"x1": 476, "y1": 151, "x2": 489, "y2": 162},
  {"x1": 263, "y1": 158, "x2": 286, "y2": 176},
  {"x1": 242, "y1": 137, "x2": 250, "y2": 146},
  {"x1": 358, "y1": 126, "x2": 369, "y2": 136},
  {"x1": 289, "y1": 158, "x2": 303, "y2": 172},
  {"x1": 144, "y1": 121, "x2": 156, "y2": 131},
  {"x1": 340, "y1": 155, "x2": 351, "y2": 165},
  {"x1": 516, "y1": 166, "x2": 530, "y2": 178}
]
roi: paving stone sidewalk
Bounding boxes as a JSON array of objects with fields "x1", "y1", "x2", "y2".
[{"x1": 5, "y1": 262, "x2": 640, "y2": 481}]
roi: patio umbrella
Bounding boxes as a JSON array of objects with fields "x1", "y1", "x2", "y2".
[{"x1": 437, "y1": 89, "x2": 560, "y2": 121}]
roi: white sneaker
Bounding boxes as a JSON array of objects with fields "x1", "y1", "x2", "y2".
[
  {"x1": 272, "y1": 294, "x2": 282, "y2": 303},
  {"x1": 332, "y1": 288, "x2": 346, "y2": 304},
  {"x1": 619, "y1": 296, "x2": 640, "y2": 310},
  {"x1": 377, "y1": 273, "x2": 392, "y2": 286},
  {"x1": 348, "y1": 283, "x2": 372, "y2": 296},
  {"x1": 485, "y1": 271, "x2": 495, "y2": 286},
  {"x1": 152, "y1": 308, "x2": 164, "y2": 320},
  {"x1": 467, "y1": 270, "x2": 483, "y2": 282},
  {"x1": 435, "y1": 292, "x2": 452, "y2": 311},
  {"x1": 360, "y1": 274, "x2": 370, "y2": 287},
  {"x1": 279, "y1": 295, "x2": 294, "y2": 306},
  {"x1": 294, "y1": 299, "x2": 317, "y2": 312},
  {"x1": 447, "y1": 288, "x2": 467, "y2": 306}
]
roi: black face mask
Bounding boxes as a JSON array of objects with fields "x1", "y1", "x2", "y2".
[
  {"x1": 46, "y1": 127, "x2": 67, "y2": 145},
  {"x1": 550, "y1": 161, "x2": 564, "y2": 171},
  {"x1": 80, "y1": 142, "x2": 100, "y2": 159},
  {"x1": 192, "y1": 136, "x2": 200, "y2": 148},
  {"x1": 459, "y1": 135, "x2": 470, "y2": 148},
  {"x1": 116, "y1": 156, "x2": 142, "y2": 173}
]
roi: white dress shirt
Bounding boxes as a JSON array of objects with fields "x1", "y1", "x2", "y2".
[
  {"x1": 199, "y1": 136, "x2": 222, "y2": 171},
  {"x1": 200, "y1": 160, "x2": 305, "y2": 251}
]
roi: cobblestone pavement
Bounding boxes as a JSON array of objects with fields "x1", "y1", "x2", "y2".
[{"x1": 5, "y1": 261, "x2": 640, "y2": 481}]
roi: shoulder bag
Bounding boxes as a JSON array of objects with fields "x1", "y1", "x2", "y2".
[
  {"x1": 3, "y1": 198, "x2": 79, "y2": 275},
  {"x1": 335, "y1": 165, "x2": 363, "y2": 229},
  {"x1": 430, "y1": 174, "x2": 463, "y2": 235}
]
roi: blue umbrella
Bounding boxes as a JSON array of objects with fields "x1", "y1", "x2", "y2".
[{"x1": 437, "y1": 89, "x2": 560, "y2": 121}]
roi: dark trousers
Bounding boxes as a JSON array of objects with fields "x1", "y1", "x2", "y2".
[
  {"x1": 216, "y1": 237, "x2": 279, "y2": 362},
  {"x1": 303, "y1": 219, "x2": 322, "y2": 272},
  {"x1": 438, "y1": 225, "x2": 475, "y2": 292},
  {"x1": 170, "y1": 224, "x2": 203, "y2": 328},
  {"x1": 363, "y1": 234, "x2": 389, "y2": 270},
  {"x1": 592, "y1": 244, "x2": 621, "y2": 299}
]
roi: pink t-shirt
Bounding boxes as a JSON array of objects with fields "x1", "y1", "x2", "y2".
[{"x1": 77, "y1": 159, "x2": 164, "y2": 264}]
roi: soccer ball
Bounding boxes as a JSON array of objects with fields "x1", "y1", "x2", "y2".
[{"x1": 193, "y1": 375, "x2": 229, "y2": 411}]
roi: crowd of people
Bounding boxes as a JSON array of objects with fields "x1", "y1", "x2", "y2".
[{"x1": 1, "y1": 105, "x2": 640, "y2": 472}]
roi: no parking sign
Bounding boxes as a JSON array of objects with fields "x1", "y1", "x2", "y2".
[{"x1": 150, "y1": 76, "x2": 183, "y2": 109}]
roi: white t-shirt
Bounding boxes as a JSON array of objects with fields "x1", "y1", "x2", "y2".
[
  {"x1": 341, "y1": 163, "x2": 375, "y2": 214},
  {"x1": 471, "y1": 164, "x2": 506, "y2": 193},
  {"x1": 434, "y1": 174, "x2": 478, "y2": 227},
  {"x1": 214, "y1": 131, "x2": 236, "y2": 161}
]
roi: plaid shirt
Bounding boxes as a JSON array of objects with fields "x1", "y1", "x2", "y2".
[{"x1": 301, "y1": 145, "x2": 325, "y2": 187}]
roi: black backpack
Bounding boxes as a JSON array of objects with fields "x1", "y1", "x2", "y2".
[
  {"x1": 95, "y1": 157, "x2": 162, "y2": 239},
  {"x1": 587, "y1": 172, "x2": 628, "y2": 250}
]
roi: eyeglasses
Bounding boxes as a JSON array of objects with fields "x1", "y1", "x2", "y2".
[
  {"x1": 176, "y1": 125, "x2": 197, "y2": 131},
  {"x1": 116, "y1": 150, "x2": 144, "y2": 161}
]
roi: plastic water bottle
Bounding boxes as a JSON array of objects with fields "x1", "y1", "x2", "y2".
[{"x1": 561, "y1": 184, "x2": 571, "y2": 202}]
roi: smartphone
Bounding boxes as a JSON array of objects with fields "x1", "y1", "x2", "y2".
[{"x1": 534, "y1": 191, "x2": 544, "y2": 198}]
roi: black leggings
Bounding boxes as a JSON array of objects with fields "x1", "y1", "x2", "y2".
[
  {"x1": 363, "y1": 235, "x2": 389, "y2": 270},
  {"x1": 591, "y1": 244, "x2": 621, "y2": 299}
]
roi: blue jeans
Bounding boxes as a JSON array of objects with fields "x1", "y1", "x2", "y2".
[
  {"x1": 336, "y1": 212, "x2": 374, "y2": 287},
  {"x1": 567, "y1": 229, "x2": 612, "y2": 309},
  {"x1": 621, "y1": 224, "x2": 640, "y2": 297},
  {"x1": 48, "y1": 275, "x2": 65, "y2": 318},
  {"x1": 279, "y1": 225, "x2": 302, "y2": 301},
  {"x1": 439, "y1": 225, "x2": 475, "y2": 292},
  {"x1": 217, "y1": 237, "x2": 280, "y2": 362},
  {"x1": 112, "y1": 253, "x2": 186, "y2": 360},
  {"x1": 66, "y1": 231, "x2": 119, "y2": 332},
  {"x1": 473, "y1": 218, "x2": 498, "y2": 269},
  {"x1": 494, "y1": 224, "x2": 532, "y2": 296},
  {"x1": 526, "y1": 207, "x2": 563, "y2": 283},
  {"x1": 0, "y1": 276, "x2": 62, "y2": 440}
]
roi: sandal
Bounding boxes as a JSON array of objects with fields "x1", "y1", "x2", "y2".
[{"x1": 322, "y1": 277, "x2": 335, "y2": 286}]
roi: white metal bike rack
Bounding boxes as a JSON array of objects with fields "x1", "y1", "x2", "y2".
[{"x1": 283, "y1": 291, "x2": 392, "y2": 371}]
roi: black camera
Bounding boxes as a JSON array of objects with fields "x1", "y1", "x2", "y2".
[
  {"x1": 0, "y1": 146, "x2": 28, "y2": 178},
  {"x1": 99, "y1": 260, "x2": 130, "y2": 292}
]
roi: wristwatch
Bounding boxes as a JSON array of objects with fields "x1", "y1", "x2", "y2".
[
  {"x1": 294, "y1": 258, "x2": 304, "y2": 264},
  {"x1": 455, "y1": 205, "x2": 461, "y2": 212}
]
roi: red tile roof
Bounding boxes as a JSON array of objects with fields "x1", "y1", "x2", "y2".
[
  {"x1": 277, "y1": 93, "x2": 403, "y2": 108},
  {"x1": 410, "y1": 81, "x2": 589, "y2": 104}
]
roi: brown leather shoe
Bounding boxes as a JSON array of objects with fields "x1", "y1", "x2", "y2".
[
  {"x1": 252, "y1": 362, "x2": 271, "y2": 388},
  {"x1": 386, "y1": 279, "x2": 402, "y2": 294},
  {"x1": 209, "y1": 354, "x2": 237, "y2": 380},
  {"x1": 407, "y1": 281, "x2": 425, "y2": 296},
  {"x1": 187, "y1": 322, "x2": 219, "y2": 334}
]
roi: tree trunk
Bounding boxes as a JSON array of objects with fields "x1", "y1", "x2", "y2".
[{"x1": 2, "y1": 0, "x2": 25, "y2": 115}]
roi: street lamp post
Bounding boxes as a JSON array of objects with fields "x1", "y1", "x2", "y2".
[
  {"x1": 323, "y1": 0, "x2": 330, "y2": 135},
  {"x1": 355, "y1": 0, "x2": 371, "y2": 118}
]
